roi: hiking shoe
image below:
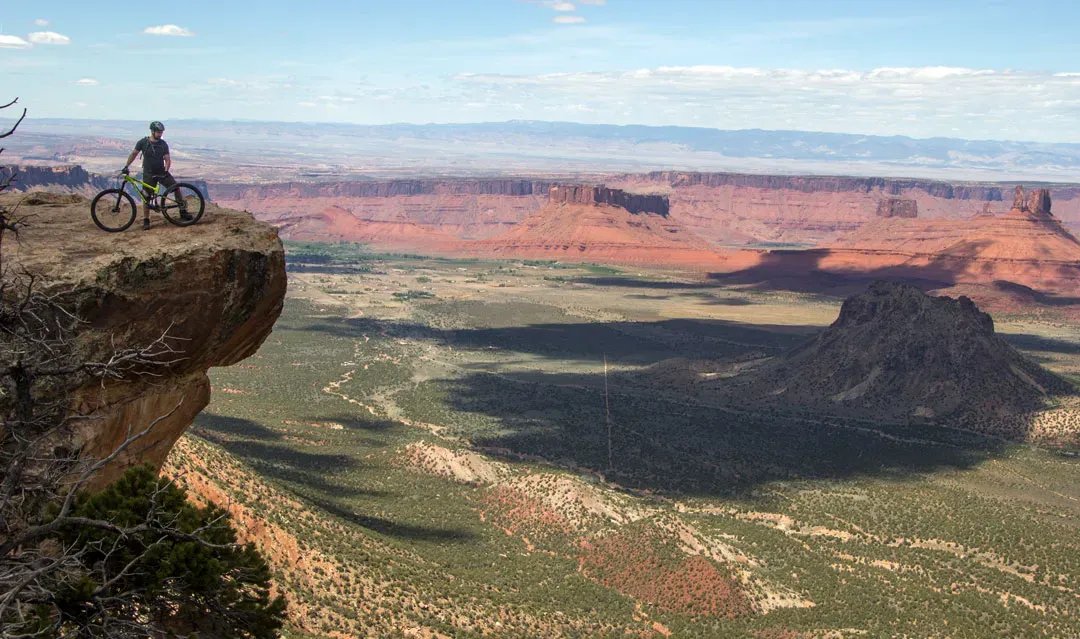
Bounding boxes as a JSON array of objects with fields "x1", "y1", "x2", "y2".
[
  {"x1": 179, "y1": 210, "x2": 193, "y2": 222},
  {"x1": 142, "y1": 219, "x2": 151, "y2": 231}
]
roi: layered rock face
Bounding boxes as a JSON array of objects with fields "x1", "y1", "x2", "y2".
[
  {"x1": 462, "y1": 192, "x2": 722, "y2": 267},
  {"x1": 0, "y1": 193, "x2": 286, "y2": 488},
  {"x1": 720, "y1": 282, "x2": 1073, "y2": 437},
  {"x1": 8, "y1": 164, "x2": 210, "y2": 201},
  {"x1": 547, "y1": 185, "x2": 670, "y2": 216},
  {"x1": 876, "y1": 198, "x2": 918, "y2": 218},
  {"x1": 212, "y1": 179, "x2": 558, "y2": 200},
  {"x1": 608, "y1": 172, "x2": 1080, "y2": 244},
  {"x1": 4, "y1": 164, "x2": 112, "y2": 194},
  {"x1": 718, "y1": 188, "x2": 1080, "y2": 297}
]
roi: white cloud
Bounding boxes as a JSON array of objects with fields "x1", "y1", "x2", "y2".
[
  {"x1": 449, "y1": 65, "x2": 1080, "y2": 142},
  {"x1": 28, "y1": 31, "x2": 71, "y2": 45},
  {"x1": 34, "y1": 18, "x2": 50, "y2": 27},
  {"x1": 142, "y1": 25, "x2": 195, "y2": 37},
  {"x1": 298, "y1": 101, "x2": 317, "y2": 107},
  {"x1": 552, "y1": 1, "x2": 576, "y2": 10},
  {"x1": 74, "y1": 78, "x2": 98, "y2": 86},
  {"x1": 0, "y1": 35, "x2": 31, "y2": 49},
  {"x1": 578, "y1": 0, "x2": 605, "y2": 3},
  {"x1": 553, "y1": 15, "x2": 586, "y2": 24}
]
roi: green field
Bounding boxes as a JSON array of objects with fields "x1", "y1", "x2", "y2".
[{"x1": 168, "y1": 251, "x2": 1080, "y2": 638}]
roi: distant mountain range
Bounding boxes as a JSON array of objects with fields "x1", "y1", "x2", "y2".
[{"x1": 4, "y1": 118, "x2": 1080, "y2": 182}]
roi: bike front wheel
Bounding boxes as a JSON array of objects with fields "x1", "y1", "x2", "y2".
[
  {"x1": 90, "y1": 188, "x2": 137, "y2": 232},
  {"x1": 161, "y1": 183, "x2": 206, "y2": 227}
]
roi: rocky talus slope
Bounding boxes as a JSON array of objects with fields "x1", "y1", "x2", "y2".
[
  {"x1": 711, "y1": 281, "x2": 1077, "y2": 440},
  {"x1": 0, "y1": 192, "x2": 286, "y2": 488}
]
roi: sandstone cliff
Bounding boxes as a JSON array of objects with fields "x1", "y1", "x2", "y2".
[
  {"x1": 0, "y1": 192, "x2": 286, "y2": 488},
  {"x1": 7, "y1": 164, "x2": 210, "y2": 201},
  {"x1": 5, "y1": 164, "x2": 112, "y2": 194},
  {"x1": 212, "y1": 179, "x2": 560, "y2": 200},
  {"x1": 876, "y1": 198, "x2": 918, "y2": 218},
  {"x1": 547, "y1": 185, "x2": 670, "y2": 216},
  {"x1": 715, "y1": 188, "x2": 1080, "y2": 299}
]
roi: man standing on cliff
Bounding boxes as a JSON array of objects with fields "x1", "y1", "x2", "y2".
[{"x1": 122, "y1": 121, "x2": 190, "y2": 230}]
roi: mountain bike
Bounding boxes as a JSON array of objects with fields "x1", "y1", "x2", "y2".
[{"x1": 90, "y1": 170, "x2": 205, "y2": 232}]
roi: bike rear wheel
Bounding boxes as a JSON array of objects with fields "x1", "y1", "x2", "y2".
[
  {"x1": 161, "y1": 183, "x2": 206, "y2": 226},
  {"x1": 90, "y1": 189, "x2": 137, "y2": 232}
]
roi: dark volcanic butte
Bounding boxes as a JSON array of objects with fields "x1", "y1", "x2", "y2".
[{"x1": 711, "y1": 281, "x2": 1074, "y2": 440}]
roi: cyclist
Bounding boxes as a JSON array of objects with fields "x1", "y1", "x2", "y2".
[{"x1": 121, "y1": 120, "x2": 190, "y2": 230}]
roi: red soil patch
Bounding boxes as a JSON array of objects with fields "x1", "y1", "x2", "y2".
[
  {"x1": 580, "y1": 529, "x2": 751, "y2": 618},
  {"x1": 477, "y1": 485, "x2": 578, "y2": 542}
]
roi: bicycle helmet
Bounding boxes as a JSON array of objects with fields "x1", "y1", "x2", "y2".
[{"x1": 149, "y1": 120, "x2": 165, "y2": 132}]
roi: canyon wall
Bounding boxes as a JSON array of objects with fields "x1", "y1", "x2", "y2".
[
  {"x1": 212, "y1": 179, "x2": 559, "y2": 200},
  {"x1": 13, "y1": 163, "x2": 1080, "y2": 249},
  {"x1": 212, "y1": 172, "x2": 1080, "y2": 249},
  {"x1": 7, "y1": 164, "x2": 210, "y2": 200},
  {"x1": 548, "y1": 185, "x2": 669, "y2": 216},
  {"x1": 607, "y1": 172, "x2": 1080, "y2": 245},
  {"x1": 876, "y1": 198, "x2": 918, "y2": 218}
]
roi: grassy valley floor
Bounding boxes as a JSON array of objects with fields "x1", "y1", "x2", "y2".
[{"x1": 165, "y1": 249, "x2": 1080, "y2": 638}]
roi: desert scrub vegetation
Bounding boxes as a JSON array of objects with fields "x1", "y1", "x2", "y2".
[{"x1": 172, "y1": 256, "x2": 1080, "y2": 637}]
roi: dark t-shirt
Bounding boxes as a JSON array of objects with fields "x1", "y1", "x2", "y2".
[{"x1": 134, "y1": 136, "x2": 170, "y2": 177}]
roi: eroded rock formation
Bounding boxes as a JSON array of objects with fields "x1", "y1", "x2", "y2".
[
  {"x1": 8, "y1": 164, "x2": 210, "y2": 201},
  {"x1": 713, "y1": 188, "x2": 1080, "y2": 297},
  {"x1": 547, "y1": 185, "x2": 670, "y2": 216},
  {"x1": 0, "y1": 193, "x2": 286, "y2": 488},
  {"x1": 875, "y1": 198, "x2": 918, "y2": 218},
  {"x1": 717, "y1": 281, "x2": 1074, "y2": 438}
]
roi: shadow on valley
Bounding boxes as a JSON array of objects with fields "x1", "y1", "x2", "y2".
[
  {"x1": 306, "y1": 496, "x2": 475, "y2": 543},
  {"x1": 707, "y1": 249, "x2": 958, "y2": 297},
  {"x1": 707, "y1": 250, "x2": 1080, "y2": 309},
  {"x1": 1003, "y1": 333, "x2": 1080, "y2": 356},
  {"x1": 193, "y1": 413, "x2": 474, "y2": 541},
  {"x1": 435, "y1": 368, "x2": 1010, "y2": 498},
  {"x1": 570, "y1": 276, "x2": 720, "y2": 290},
  {"x1": 192, "y1": 413, "x2": 384, "y2": 498},
  {"x1": 300, "y1": 315, "x2": 821, "y2": 365}
]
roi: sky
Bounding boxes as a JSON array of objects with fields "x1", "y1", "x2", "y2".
[{"x1": 3, "y1": 0, "x2": 1080, "y2": 142}]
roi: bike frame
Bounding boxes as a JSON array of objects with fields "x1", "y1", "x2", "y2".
[{"x1": 119, "y1": 174, "x2": 167, "y2": 210}]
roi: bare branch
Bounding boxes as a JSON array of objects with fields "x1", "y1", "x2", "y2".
[{"x1": 0, "y1": 97, "x2": 27, "y2": 139}]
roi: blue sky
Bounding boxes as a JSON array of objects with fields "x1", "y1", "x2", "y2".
[{"x1": 3, "y1": 0, "x2": 1080, "y2": 142}]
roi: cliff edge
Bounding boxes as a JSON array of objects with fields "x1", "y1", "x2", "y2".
[{"x1": 0, "y1": 192, "x2": 286, "y2": 488}]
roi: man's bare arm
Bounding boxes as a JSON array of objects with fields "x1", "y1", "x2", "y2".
[
  {"x1": 123, "y1": 149, "x2": 138, "y2": 170},
  {"x1": 164, "y1": 154, "x2": 171, "y2": 172}
]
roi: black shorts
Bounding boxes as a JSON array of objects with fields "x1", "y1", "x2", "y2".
[{"x1": 142, "y1": 172, "x2": 176, "y2": 199}]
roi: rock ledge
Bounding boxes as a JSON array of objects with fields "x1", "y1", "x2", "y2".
[{"x1": 1, "y1": 193, "x2": 286, "y2": 488}]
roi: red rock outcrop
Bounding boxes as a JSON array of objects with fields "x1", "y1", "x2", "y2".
[
  {"x1": 461, "y1": 194, "x2": 723, "y2": 267},
  {"x1": 547, "y1": 185, "x2": 670, "y2": 216},
  {"x1": 0, "y1": 193, "x2": 286, "y2": 488},
  {"x1": 4, "y1": 164, "x2": 112, "y2": 195},
  {"x1": 607, "y1": 172, "x2": 1080, "y2": 245},
  {"x1": 717, "y1": 188, "x2": 1080, "y2": 297},
  {"x1": 876, "y1": 198, "x2": 917, "y2": 218}
]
